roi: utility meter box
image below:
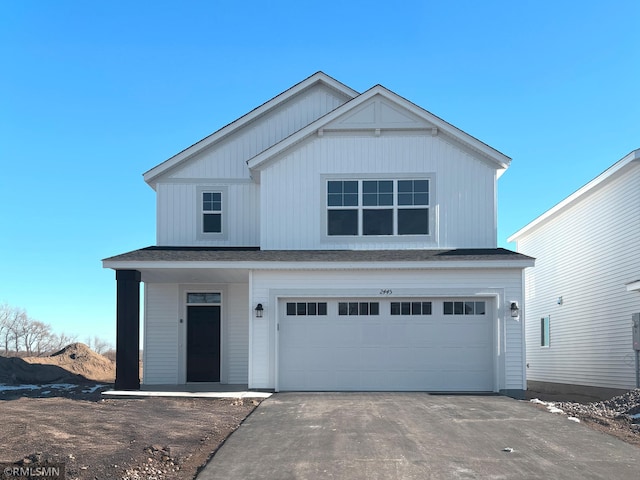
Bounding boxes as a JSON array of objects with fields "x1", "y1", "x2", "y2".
[{"x1": 633, "y1": 313, "x2": 640, "y2": 351}]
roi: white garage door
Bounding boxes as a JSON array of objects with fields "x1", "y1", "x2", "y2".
[{"x1": 278, "y1": 298, "x2": 494, "y2": 391}]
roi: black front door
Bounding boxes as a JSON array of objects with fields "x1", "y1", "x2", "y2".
[{"x1": 187, "y1": 306, "x2": 221, "y2": 382}]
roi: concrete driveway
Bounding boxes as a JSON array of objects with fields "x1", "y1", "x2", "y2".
[{"x1": 197, "y1": 393, "x2": 640, "y2": 479}]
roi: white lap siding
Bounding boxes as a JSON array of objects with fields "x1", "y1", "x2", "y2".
[
  {"x1": 143, "y1": 283, "x2": 179, "y2": 385},
  {"x1": 518, "y1": 165, "x2": 640, "y2": 389},
  {"x1": 225, "y1": 283, "x2": 249, "y2": 384}
]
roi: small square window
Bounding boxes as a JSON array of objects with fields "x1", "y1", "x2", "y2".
[
  {"x1": 348, "y1": 302, "x2": 359, "y2": 315},
  {"x1": 359, "y1": 302, "x2": 369, "y2": 315},
  {"x1": 296, "y1": 303, "x2": 307, "y2": 316},
  {"x1": 338, "y1": 303, "x2": 348, "y2": 315},
  {"x1": 369, "y1": 302, "x2": 379, "y2": 315},
  {"x1": 422, "y1": 302, "x2": 432, "y2": 315},
  {"x1": 318, "y1": 303, "x2": 327, "y2": 315},
  {"x1": 307, "y1": 303, "x2": 317, "y2": 316}
]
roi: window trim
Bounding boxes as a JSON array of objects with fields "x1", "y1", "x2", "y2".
[
  {"x1": 196, "y1": 185, "x2": 229, "y2": 241},
  {"x1": 321, "y1": 174, "x2": 436, "y2": 244}
]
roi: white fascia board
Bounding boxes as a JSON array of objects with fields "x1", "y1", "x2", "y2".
[
  {"x1": 143, "y1": 72, "x2": 359, "y2": 190},
  {"x1": 379, "y1": 87, "x2": 511, "y2": 171},
  {"x1": 509, "y1": 148, "x2": 640, "y2": 243},
  {"x1": 247, "y1": 85, "x2": 511, "y2": 172},
  {"x1": 102, "y1": 259, "x2": 534, "y2": 271}
]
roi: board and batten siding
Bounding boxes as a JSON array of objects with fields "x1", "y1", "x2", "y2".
[
  {"x1": 517, "y1": 164, "x2": 640, "y2": 390},
  {"x1": 166, "y1": 84, "x2": 350, "y2": 179},
  {"x1": 248, "y1": 268, "x2": 524, "y2": 391},
  {"x1": 143, "y1": 283, "x2": 179, "y2": 384},
  {"x1": 156, "y1": 182, "x2": 259, "y2": 246},
  {"x1": 259, "y1": 133, "x2": 497, "y2": 250}
]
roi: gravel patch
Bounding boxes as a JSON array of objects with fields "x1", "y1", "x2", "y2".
[{"x1": 530, "y1": 388, "x2": 640, "y2": 445}]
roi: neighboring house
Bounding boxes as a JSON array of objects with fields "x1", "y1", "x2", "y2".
[
  {"x1": 103, "y1": 72, "x2": 533, "y2": 396},
  {"x1": 509, "y1": 149, "x2": 640, "y2": 393}
]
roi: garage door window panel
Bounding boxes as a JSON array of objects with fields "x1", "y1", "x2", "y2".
[
  {"x1": 286, "y1": 302, "x2": 328, "y2": 316},
  {"x1": 338, "y1": 302, "x2": 379, "y2": 316},
  {"x1": 443, "y1": 301, "x2": 486, "y2": 315},
  {"x1": 391, "y1": 301, "x2": 432, "y2": 315}
]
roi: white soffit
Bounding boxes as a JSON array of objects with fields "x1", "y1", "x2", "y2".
[{"x1": 509, "y1": 148, "x2": 640, "y2": 242}]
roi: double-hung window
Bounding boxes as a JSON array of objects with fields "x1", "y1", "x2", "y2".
[
  {"x1": 327, "y1": 179, "x2": 429, "y2": 236},
  {"x1": 202, "y1": 191, "x2": 222, "y2": 233}
]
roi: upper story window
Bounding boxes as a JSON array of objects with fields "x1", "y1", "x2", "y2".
[
  {"x1": 202, "y1": 192, "x2": 222, "y2": 233},
  {"x1": 327, "y1": 179, "x2": 429, "y2": 236}
]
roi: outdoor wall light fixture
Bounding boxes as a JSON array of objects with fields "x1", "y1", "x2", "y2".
[
  {"x1": 255, "y1": 303, "x2": 264, "y2": 318},
  {"x1": 557, "y1": 296, "x2": 563, "y2": 305},
  {"x1": 510, "y1": 302, "x2": 520, "y2": 318}
]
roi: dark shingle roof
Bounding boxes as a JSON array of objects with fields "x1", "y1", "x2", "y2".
[{"x1": 104, "y1": 246, "x2": 533, "y2": 264}]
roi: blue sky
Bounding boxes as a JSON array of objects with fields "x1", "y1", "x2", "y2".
[{"x1": 1, "y1": 1, "x2": 638, "y2": 345}]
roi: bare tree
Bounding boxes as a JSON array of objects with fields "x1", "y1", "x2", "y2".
[
  {"x1": 50, "y1": 332, "x2": 78, "y2": 352},
  {"x1": 92, "y1": 336, "x2": 112, "y2": 355},
  {"x1": 9, "y1": 307, "x2": 28, "y2": 355},
  {"x1": 29, "y1": 321, "x2": 54, "y2": 356},
  {"x1": 0, "y1": 303, "x2": 13, "y2": 355}
]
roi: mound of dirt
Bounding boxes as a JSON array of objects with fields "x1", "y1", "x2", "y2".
[
  {"x1": 0, "y1": 356, "x2": 88, "y2": 385},
  {"x1": 19, "y1": 343, "x2": 115, "y2": 383}
]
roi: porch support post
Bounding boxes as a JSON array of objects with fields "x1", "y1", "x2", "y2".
[{"x1": 115, "y1": 270, "x2": 141, "y2": 390}]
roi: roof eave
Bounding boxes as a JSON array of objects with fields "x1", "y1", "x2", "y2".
[
  {"x1": 247, "y1": 85, "x2": 511, "y2": 172},
  {"x1": 509, "y1": 148, "x2": 640, "y2": 242},
  {"x1": 143, "y1": 72, "x2": 359, "y2": 189},
  {"x1": 102, "y1": 258, "x2": 534, "y2": 271}
]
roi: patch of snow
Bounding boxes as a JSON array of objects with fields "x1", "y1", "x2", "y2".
[
  {"x1": 547, "y1": 406, "x2": 565, "y2": 414},
  {"x1": 0, "y1": 384, "x2": 41, "y2": 391},
  {"x1": 567, "y1": 417, "x2": 580, "y2": 423},
  {"x1": 41, "y1": 390, "x2": 51, "y2": 395},
  {"x1": 530, "y1": 398, "x2": 565, "y2": 414},
  {"x1": 0, "y1": 383, "x2": 78, "y2": 392},
  {"x1": 502, "y1": 447, "x2": 514, "y2": 453},
  {"x1": 46, "y1": 383, "x2": 77, "y2": 390},
  {"x1": 82, "y1": 384, "x2": 107, "y2": 393}
]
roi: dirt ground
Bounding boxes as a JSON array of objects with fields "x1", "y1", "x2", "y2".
[
  {"x1": 1, "y1": 344, "x2": 262, "y2": 480},
  {"x1": 0, "y1": 392, "x2": 258, "y2": 480},
  {"x1": 526, "y1": 388, "x2": 640, "y2": 448},
  {"x1": 1, "y1": 344, "x2": 637, "y2": 478}
]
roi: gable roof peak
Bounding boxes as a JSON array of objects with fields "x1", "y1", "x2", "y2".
[{"x1": 143, "y1": 71, "x2": 359, "y2": 189}]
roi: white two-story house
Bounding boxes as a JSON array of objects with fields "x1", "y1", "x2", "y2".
[{"x1": 103, "y1": 72, "x2": 533, "y2": 396}]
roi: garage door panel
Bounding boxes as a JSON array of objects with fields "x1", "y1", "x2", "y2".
[{"x1": 279, "y1": 298, "x2": 494, "y2": 391}]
